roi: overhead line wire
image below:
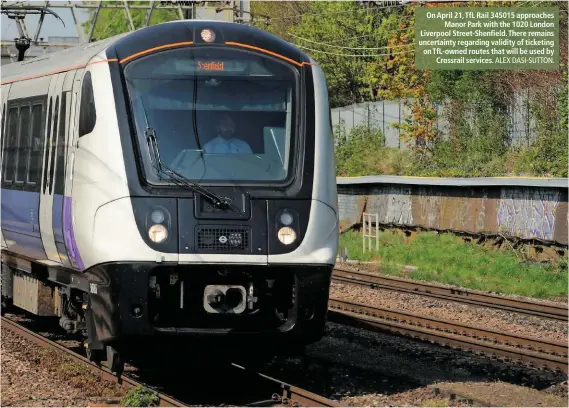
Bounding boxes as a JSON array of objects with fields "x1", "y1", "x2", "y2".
[
  {"x1": 268, "y1": 3, "x2": 410, "y2": 22},
  {"x1": 288, "y1": 33, "x2": 414, "y2": 50},
  {"x1": 295, "y1": 43, "x2": 415, "y2": 57}
]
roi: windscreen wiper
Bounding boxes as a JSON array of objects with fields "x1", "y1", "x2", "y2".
[
  {"x1": 146, "y1": 128, "x2": 235, "y2": 211},
  {"x1": 138, "y1": 97, "x2": 234, "y2": 211}
]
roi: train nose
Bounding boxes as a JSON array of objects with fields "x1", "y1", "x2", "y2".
[{"x1": 203, "y1": 285, "x2": 247, "y2": 314}]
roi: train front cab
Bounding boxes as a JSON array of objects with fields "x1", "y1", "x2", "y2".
[{"x1": 80, "y1": 21, "x2": 339, "y2": 358}]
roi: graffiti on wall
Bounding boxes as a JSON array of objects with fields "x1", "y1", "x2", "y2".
[
  {"x1": 366, "y1": 186, "x2": 413, "y2": 225},
  {"x1": 414, "y1": 188, "x2": 490, "y2": 233},
  {"x1": 416, "y1": 187, "x2": 442, "y2": 228},
  {"x1": 497, "y1": 188, "x2": 560, "y2": 241},
  {"x1": 337, "y1": 182, "x2": 566, "y2": 244},
  {"x1": 338, "y1": 187, "x2": 367, "y2": 230},
  {"x1": 476, "y1": 190, "x2": 488, "y2": 232}
]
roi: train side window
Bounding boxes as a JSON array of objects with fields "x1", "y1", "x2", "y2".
[
  {"x1": 27, "y1": 103, "x2": 45, "y2": 190},
  {"x1": 3, "y1": 106, "x2": 19, "y2": 184},
  {"x1": 53, "y1": 92, "x2": 67, "y2": 195},
  {"x1": 47, "y1": 97, "x2": 59, "y2": 194},
  {"x1": 79, "y1": 71, "x2": 96, "y2": 137},
  {"x1": 42, "y1": 99, "x2": 52, "y2": 194},
  {"x1": 15, "y1": 105, "x2": 31, "y2": 185}
]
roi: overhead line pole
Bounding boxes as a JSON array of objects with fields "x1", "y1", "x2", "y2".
[
  {"x1": 1, "y1": 1, "x2": 250, "y2": 62},
  {"x1": 32, "y1": 0, "x2": 47, "y2": 43},
  {"x1": 86, "y1": 1, "x2": 102, "y2": 43}
]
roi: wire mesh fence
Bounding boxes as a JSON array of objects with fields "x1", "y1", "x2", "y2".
[{"x1": 331, "y1": 88, "x2": 561, "y2": 150}]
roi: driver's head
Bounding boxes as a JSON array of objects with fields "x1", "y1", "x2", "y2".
[{"x1": 217, "y1": 114, "x2": 235, "y2": 140}]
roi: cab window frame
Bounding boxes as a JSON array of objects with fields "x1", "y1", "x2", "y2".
[
  {"x1": 79, "y1": 71, "x2": 96, "y2": 137},
  {"x1": 122, "y1": 46, "x2": 301, "y2": 188}
]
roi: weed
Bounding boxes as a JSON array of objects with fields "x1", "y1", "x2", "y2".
[
  {"x1": 121, "y1": 386, "x2": 159, "y2": 407},
  {"x1": 58, "y1": 361, "x2": 91, "y2": 377}
]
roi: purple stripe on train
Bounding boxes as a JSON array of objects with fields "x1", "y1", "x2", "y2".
[
  {"x1": 53, "y1": 194, "x2": 72, "y2": 269},
  {"x1": 53, "y1": 194, "x2": 64, "y2": 243},
  {"x1": 63, "y1": 196, "x2": 85, "y2": 271}
]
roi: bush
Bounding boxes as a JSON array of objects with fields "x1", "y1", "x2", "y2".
[
  {"x1": 334, "y1": 79, "x2": 568, "y2": 178},
  {"x1": 334, "y1": 122, "x2": 414, "y2": 176}
]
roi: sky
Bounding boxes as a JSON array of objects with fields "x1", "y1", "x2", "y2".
[
  {"x1": 1, "y1": 2, "x2": 91, "y2": 42},
  {"x1": 0, "y1": 1, "x2": 238, "y2": 43}
]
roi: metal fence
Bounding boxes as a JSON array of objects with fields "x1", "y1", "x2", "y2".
[{"x1": 331, "y1": 89, "x2": 557, "y2": 150}]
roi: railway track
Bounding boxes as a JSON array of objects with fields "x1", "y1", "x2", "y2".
[
  {"x1": 333, "y1": 267, "x2": 568, "y2": 321},
  {"x1": 327, "y1": 298, "x2": 568, "y2": 374},
  {"x1": 2, "y1": 316, "x2": 186, "y2": 407},
  {"x1": 1, "y1": 316, "x2": 338, "y2": 407}
]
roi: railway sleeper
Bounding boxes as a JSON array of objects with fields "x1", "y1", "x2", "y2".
[
  {"x1": 333, "y1": 301, "x2": 566, "y2": 357},
  {"x1": 331, "y1": 309, "x2": 567, "y2": 373}
]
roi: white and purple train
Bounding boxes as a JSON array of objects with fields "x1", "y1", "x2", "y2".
[{"x1": 1, "y1": 20, "x2": 338, "y2": 371}]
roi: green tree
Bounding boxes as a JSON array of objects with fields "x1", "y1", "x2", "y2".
[
  {"x1": 285, "y1": 1, "x2": 376, "y2": 107},
  {"x1": 255, "y1": 1, "x2": 436, "y2": 141},
  {"x1": 250, "y1": 1, "x2": 312, "y2": 40},
  {"x1": 81, "y1": 1, "x2": 183, "y2": 40}
]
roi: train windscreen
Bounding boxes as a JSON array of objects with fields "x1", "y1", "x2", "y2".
[{"x1": 124, "y1": 47, "x2": 298, "y2": 184}]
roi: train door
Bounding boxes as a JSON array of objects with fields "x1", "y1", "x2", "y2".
[
  {"x1": 62, "y1": 69, "x2": 85, "y2": 270},
  {"x1": 39, "y1": 73, "x2": 65, "y2": 263},
  {"x1": 0, "y1": 84, "x2": 11, "y2": 250},
  {"x1": 52, "y1": 71, "x2": 75, "y2": 269},
  {"x1": 67, "y1": 69, "x2": 84, "y2": 178}
]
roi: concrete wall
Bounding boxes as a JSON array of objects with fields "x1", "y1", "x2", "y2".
[{"x1": 337, "y1": 176, "x2": 568, "y2": 245}]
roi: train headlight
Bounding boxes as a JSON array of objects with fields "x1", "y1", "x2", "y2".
[
  {"x1": 279, "y1": 212, "x2": 294, "y2": 226},
  {"x1": 149, "y1": 224, "x2": 168, "y2": 243},
  {"x1": 150, "y1": 209, "x2": 165, "y2": 224},
  {"x1": 277, "y1": 227, "x2": 296, "y2": 245}
]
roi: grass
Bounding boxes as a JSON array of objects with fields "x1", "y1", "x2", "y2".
[{"x1": 339, "y1": 229, "x2": 568, "y2": 299}]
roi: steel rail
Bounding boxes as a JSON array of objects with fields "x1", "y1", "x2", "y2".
[
  {"x1": 327, "y1": 299, "x2": 568, "y2": 373},
  {"x1": 232, "y1": 363, "x2": 340, "y2": 407},
  {"x1": 2, "y1": 316, "x2": 338, "y2": 407},
  {"x1": 328, "y1": 298, "x2": 567, "y2": 355},
  {"x1": 1, "y1": 316, "x2": 187, "y2": 407},
  {"x1": 333, "y1": 267, "x2": 568, "y2": 321}
]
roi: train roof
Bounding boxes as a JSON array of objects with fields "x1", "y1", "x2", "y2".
[
  {"x1": 1, "y1": 34, "x2": 127, "y2": 83},
  {"x1": 1, "y1": 21, "x2": 312, "y2": 85}
]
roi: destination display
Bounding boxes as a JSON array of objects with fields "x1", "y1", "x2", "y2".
[
  {"x1": 415, "y1": 7, "x2": 560, "y2": 70},
  {"x1": 175, "y1": 59, "x2": 250, "y2": 73},
  {"x1": 161, "y1": 57, "x2": 276, "y2": 76}
]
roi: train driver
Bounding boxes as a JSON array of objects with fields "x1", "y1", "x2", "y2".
[{"x1": 202, "y1": 114, "x2": 253, "y2": 154}]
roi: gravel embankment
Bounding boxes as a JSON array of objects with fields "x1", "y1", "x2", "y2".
[
  {"x1": 296, "y1": 322, "x2": 568, "y2": 406},
  {"x1": 1, "y1": 327, "x2": 128, "y2": 407},
  {"x1": 331, "y1": 267, "x2": 568, "y2": 343},
  {"x1": 321, "y1": 265, "x2": 568, "y2": 405}
]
